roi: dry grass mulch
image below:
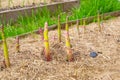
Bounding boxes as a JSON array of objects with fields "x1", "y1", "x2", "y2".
[{"x1": 0, "y1": 17, "x2": 120, "y2": 80}]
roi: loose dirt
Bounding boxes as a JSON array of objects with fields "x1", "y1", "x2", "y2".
[{"x1": 0, "y1": 17, "x2": 120, "y2": 80}]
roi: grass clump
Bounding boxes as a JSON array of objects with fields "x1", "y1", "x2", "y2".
[{"x1": 70, "y1": 0, "x2": 120, "y2": 20}]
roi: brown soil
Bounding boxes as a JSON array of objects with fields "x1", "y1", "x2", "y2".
[{"x1": 0, "y1": 17, "x2": 120, "y2": 80}]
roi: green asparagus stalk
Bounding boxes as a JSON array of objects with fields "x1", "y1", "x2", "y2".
[
  {"x1": 44, "y1": 22, "x2": 51, "y2": 61},
  {"x1": 0, "y1": 25, "x2": 10, "y2": 68},
  {"x1": 58, "y1": 15, "x2": 61, "y2": 42},
  {"x1": 65, "y1": 16, "x2": 74, "y2": 61}
]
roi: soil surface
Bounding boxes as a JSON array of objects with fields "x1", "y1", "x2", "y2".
[
  {"x1": 0, "y1": 17, "x2": 120, "y2": 80},
  {"x1": 0, "y1": 0, "x2": 71, "y2": 10}
]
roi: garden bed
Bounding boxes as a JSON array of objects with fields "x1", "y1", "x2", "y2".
[
  {"x1": 3, "y1": 10, "x2": 119, "y2": 40},
  {"x1": 0, "y1": 0, "x2": 79, "y2": 23},
  {"x1": 0, "y1": 0, "x2": 78, "y2": 10},
  {"x1": 0, "y1": 16, "x2": 120, "y2": 80},
  {"x1": 0, "y1": 0, "x2": 120, "y2": 41}
]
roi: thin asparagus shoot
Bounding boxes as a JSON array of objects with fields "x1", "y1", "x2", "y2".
[
  {"x1": 44, "y1": 22, "x2": 51, "y2": 61},
  {"x1": 65, "y1": 16, "x2": 74, "y2": 61},
  {"x1": 0, "y1": 25, "x2": 10, "y2": 68},
  {"x1": 58, "y1": 15, "x2": 61, "y2": 42}
]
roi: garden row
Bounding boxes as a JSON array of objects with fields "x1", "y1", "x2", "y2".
[{"x1": 0, "y1": 12, "x2": 103, "y2": 68}]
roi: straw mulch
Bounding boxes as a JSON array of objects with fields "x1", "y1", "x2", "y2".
[
  {"x1": 0, "y1": 17, "x2": 120, "y2": 80},
  {"x1": 0, "y1": 0, "x2": 67, "y2": 9}
]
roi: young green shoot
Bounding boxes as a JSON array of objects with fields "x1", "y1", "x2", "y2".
[
  {"x1": 0, "y1": 25, "x2": 10, "y2": 68},
  {"x1": 65, "y1": 16, "x2": 74, "y2": 62},
  {"x1": 44, "y1": 22, "x2": 51, "y2": 61},
  {"x1": 58, "y1": 15, "x2": 61, "y2": 42}
]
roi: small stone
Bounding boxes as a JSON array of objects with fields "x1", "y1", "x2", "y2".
[{"x1": 90, "y1": 52, "x2": 98, "y2": 58}]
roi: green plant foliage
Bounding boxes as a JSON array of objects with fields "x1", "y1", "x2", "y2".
[{"x1": 71, "y1": 0, "x2": 120, "y2": 20}]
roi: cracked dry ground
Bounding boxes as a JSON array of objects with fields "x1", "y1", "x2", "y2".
[{"x1": 0, "y1": 17, "x2": 120, "y2": 80}]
